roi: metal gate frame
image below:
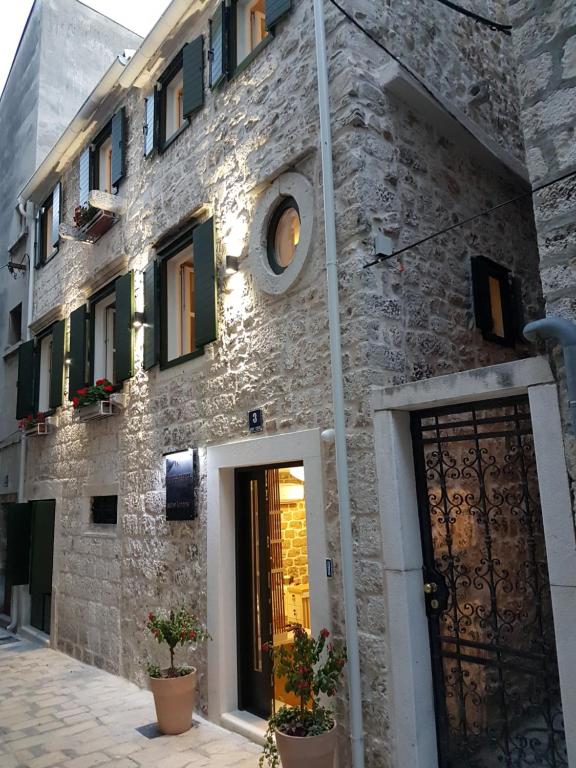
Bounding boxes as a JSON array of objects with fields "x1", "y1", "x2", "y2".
[{"x1": 373, "y1": 357, "x2": 576, "y2": 768}]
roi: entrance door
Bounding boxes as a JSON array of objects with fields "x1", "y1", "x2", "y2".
[
  {"x1": 411, "y1": 396, "x2": 567, "y2": 768},
  {"x1": 29, "y1": 500, "x2": 55, "y2": 635},
  {"x1": 236, "y1": 464, "x2": 309, "y2": 719}
]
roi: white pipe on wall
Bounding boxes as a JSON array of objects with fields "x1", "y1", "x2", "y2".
[{"x1": 313, "y1": 1, "x2": 365, "y2": 766}]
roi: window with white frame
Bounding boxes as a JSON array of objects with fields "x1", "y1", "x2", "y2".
[
  {"x1": 97, "y1": 133, "x2": 113, "y2": 195},
  {"x1": 92, "y1": 292, "x2": 116, "y2": 384},
  {"x1": 235, "y1": 0, "x2": 268, "y2": 64},
  {"x1": 165, "y1": 69, "x2": 184, "y2": 141},
  {"x1": 165, "y1": 244, "x2": 196, "y2": 363},
  {"x1": 37, "y1": 334, "x2": 53, "y2": 413}
]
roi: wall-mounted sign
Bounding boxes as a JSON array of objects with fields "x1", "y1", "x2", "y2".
[
  {"x1": 326, "y1": 558, "x2": 333, "y2": 578},
  {"x1": 165, "y1": 449, "x2": 196, "y2": 521},
  {"x1": 248, "y1": 408, "x2": 263, "y2": 433}
]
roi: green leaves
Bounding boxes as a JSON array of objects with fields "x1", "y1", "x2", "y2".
[{"x1": 146, "y1": 608, "x2": 210, "y2": 677}]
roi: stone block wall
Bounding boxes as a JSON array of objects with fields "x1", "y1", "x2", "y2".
[
  {"x1": 24, "y1": 1, "x2": 545, "y2": 766},
  {"x1": 280, "y1": 500, "x2": 308, "y2": 584}
]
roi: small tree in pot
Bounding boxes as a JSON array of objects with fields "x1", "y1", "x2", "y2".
[
  {"x1": 260, "y1": 624, "x2": 347, "y2": 768},
  {"x1": 146, "y1": 608, "x2": 210, "y2": 735}
]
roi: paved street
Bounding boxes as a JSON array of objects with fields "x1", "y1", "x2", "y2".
[{"x1": 0, "y1": 634, "x2": 260, "y2": 768}]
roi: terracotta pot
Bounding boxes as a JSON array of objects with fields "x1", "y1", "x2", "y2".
[
  {"x1": 149, "y1": 668, "x2": 196, "y2": 735},
  {"x1": 275, "y1": 724, "x2": 337, "y2": 768}
]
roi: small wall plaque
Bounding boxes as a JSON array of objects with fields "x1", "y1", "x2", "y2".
[
  {"x1": 248, "y1": 409, "x2": 263, "y2": 433},
  {"x1": 326, "y1": 558, "x2": 333, "y2": 578}
]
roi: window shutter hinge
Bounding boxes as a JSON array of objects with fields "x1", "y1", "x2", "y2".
[
  {"x1": 208, "y1": 49, "x2": 214, "y2": 62},
  {"x1": 143, "y1": 123, "x2": 148, "y2": 136}
]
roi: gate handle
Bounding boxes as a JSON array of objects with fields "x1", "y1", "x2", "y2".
[{"x1": 423, "y1": 582, "x2": 438, "y2": 594}]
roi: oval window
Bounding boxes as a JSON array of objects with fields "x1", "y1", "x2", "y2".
[{"x1": 267, "y1": 198, "x2": 301, "y2": 274}]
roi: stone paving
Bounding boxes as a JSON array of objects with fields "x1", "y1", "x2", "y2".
[{"x1": 0, "y1": 635, "x2": 261, "y2": 768}]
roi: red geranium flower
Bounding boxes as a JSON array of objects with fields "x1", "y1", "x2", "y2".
[
  {"x1": 72, "y1": 397, "x2": 80, "y2": 407},
  {"x1": 320, "y1": 628, "x2": 330, "y2": 638},
  {"x1": 104, "y1": 385, "x2": 114, "y2": 393}
]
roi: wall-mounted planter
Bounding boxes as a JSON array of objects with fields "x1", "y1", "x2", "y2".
[
  {"x1": 78, "y1": 209, "x2": 118, "y2": 243},
  {"x1": 23, "y1": 415, "x2": 59, "y2": 437},
  {"x1": 75, "y1": 394, "x2": 125, "y2": 423}
]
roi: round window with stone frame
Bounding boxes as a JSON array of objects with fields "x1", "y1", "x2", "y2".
[{"x1": 267, "y1": 197, "x2": 301, "y2": 275}]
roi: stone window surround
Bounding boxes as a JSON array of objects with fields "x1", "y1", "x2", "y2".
[
  {"x1": 247, "y1": 172, "x2": 314, "y2": 295},
  {"x1": 206, "y1": 428, "x2": 332, "y2": 745},
  {"x1": 373, "y1": 356, "x2": 576, "y2": 768}
]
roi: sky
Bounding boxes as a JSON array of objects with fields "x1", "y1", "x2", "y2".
[{"x1": 0, "y1": 1, "x2": 171, "y2": 96}]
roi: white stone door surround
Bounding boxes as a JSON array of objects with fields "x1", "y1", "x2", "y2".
[
  {"x1": 206, "y1": 427, "x2": 331, "y2": 737},
  {"x1": 373, "y1": 356, "x2": 576, "y2": 768}
]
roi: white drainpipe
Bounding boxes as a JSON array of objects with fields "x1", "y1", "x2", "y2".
[
  {"x1": 7, "y1": 199, "x2": 35, "y2": 632},
  {"x1": 313, "y1": 1, "x2": 365, "y2": 766}
]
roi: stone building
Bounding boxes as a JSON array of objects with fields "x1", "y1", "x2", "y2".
[
  {"x1": 4, "y1": 1, "x2": 576, "y2": 767},
  {"x1": 0, "y1": 0, "x2": 141, "y2": 621}
]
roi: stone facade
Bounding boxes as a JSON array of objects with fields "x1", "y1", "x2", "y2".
[
  {"x1": 19, "y1": 1, "x2": 545, "y2": 766},
  {"x1": 509, "y1": 0, "x2": 576, "y2": 507}
]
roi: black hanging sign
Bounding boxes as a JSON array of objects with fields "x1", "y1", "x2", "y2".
[{"x1": 165, "y1": 450, "x2": 196, "y2": 521}]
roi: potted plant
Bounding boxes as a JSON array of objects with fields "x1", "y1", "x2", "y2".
[
  {"x1": 19, "y1": 411, "x2": 47, "y2": 435},
  {"x1": 72, "y1": 378, "x2": 115, "y2": 409},
  {"x1": 73, "y1": 203, "x2": 116, "y2": 241},
  {"x1": 146, "y1": 608, "x2": 210, "y2": 735},
  {"x1": 260, "y1": 624, "x2": 347, "y2": 768}
]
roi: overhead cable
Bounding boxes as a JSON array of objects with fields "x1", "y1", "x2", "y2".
[
  {"x1": 429, "y1": 0, "x2": 512, "y2": 34},
  {"x1": 363, "y1": 168, "x2": 576, "y2": 269}
]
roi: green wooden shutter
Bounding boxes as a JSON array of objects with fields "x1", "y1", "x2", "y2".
[
  {"x1": 183, "y1": 36, "x2": 205, "y2": 117},
  {"x1": 49, "y1": 319, "x2": 65, "y2": 409},
  {"x1": 266, "y1": 0, "x2": 292, "y2": 29},
  {"x1": 34, "y1": 212, "x2": 42, "y2": 268},
  {"x1": 144, "y1": 95, "x2": 156, "y2": 156},
  {"x1": 29, "y1": 501, "x2": 55, "y2": 597},
  {"x1": 114, "y1": 271, "x2": 134, "y2": 383},
  {"x1": 209, "y1": 3, "x2": 227, "y2": 88},
  {"x1": 5, "y1": 503, "x2": 32, "y2": 586},
  {"x1": 51, "y1": 183, "x2": 61, "y2": 249},
  {"x1": 68, "y1": 304, "x2": 87, "y2": 399},
  {"x1": 143, "y1": 261, "x2": 160, "y2": 370},
  {"x1": 16, "y1": 340, "x2": 35, "y2": 419},
  {"x1": 79, "y1": 147, "x2": 90, "y2": 207},
  {"x1": 111, "y1": 108, "x2": 126, "y2": 188},
  {"x1": 194, "y1": 217, "x2": 217, "y2": 348}
]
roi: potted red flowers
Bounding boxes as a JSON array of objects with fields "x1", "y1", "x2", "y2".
[
  {"x1": 73, "y1": 203, "x2": 116, "y2": 241},
  {"x1": 260, "y1": 625, "x2": 347, "y2": 768},
  {"x1": 19, "y1": 412, "x2": 48, "y2": 435},
  {"x1": 72, "y1": 379, "x2": 122, "y2": 421},
  {"x1": 146, "y1": 609, "x2": 210, "y2": 735},
  {"x1": 72, "y1": 378, "x2": 114, "y2": 409}
]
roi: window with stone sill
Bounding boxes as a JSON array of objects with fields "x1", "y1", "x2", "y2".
[
  {"x1": 15, "y1": 320, "x2": 66, "y2": 420},
  {"x1": 471, "y1": 255, "x2": 520, "y2": 348},
  {"x1": 91, "y1": 495, "x2": 118, "y2": 525},
  {"x1": 78, "y1": 108, "x2": 125, "y2": 209},
  {"x1": 36, "y1": 183, "x2": 61, "y2": 267}
]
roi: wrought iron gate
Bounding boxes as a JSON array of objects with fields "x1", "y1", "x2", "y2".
[{"x1": 411, "y1": 396, "x2": 566, "y2": 768}]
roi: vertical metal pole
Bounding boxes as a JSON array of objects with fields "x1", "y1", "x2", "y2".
[{"x1": 313, "y1": 1, "x2": 365, "y2": 766}]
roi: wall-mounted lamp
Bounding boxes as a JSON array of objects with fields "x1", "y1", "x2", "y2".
[
  {"x1": 225, "y1": 255, "x2": 240, "y2": 275},
  {"x1": 133, "y1": 312, "x2": 146, "y2": 329},
  {"x1": 64, "y1": 356, "x2": 72, "y2": 366}
]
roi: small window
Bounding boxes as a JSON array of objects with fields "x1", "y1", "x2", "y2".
[
  {"x1": 267, "y1": 198, "x2": 301, "y2": 274},
  {"x1": 93, "y1": 124, "x2": 113, "y2": 194},
  {"x1": 92, "y1": 495, "x2": 117, "y2": 525},
  {"x1": 37, "y1": 334, "x2": 53, "y2": 413},
  {"x1": 164, "y1": 244, "x2": 196, "y2": 363},
  {"x1": 38, "y1": 183, "x2": 60, "y2": 266},
  {"x1": 92, "y1": 291, "x2": 116, "y2": 384},
  {"x1": 235, "y1": 0, "x2": 268, "y2": 65},
  {"x1": 471, "y1": 256, "x2": 517, "y2": 347},
  {"x1": 159, "y1": 52, "x2": 188, "y2": 148},
  {"x1": 8, "y1": 304, "x2": 22, "y2": 346}
]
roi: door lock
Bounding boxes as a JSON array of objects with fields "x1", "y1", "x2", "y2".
[{"x1": 423, "y1": 582, "x2": 438, "y2": 594}]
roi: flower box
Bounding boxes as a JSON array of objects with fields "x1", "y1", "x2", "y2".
[
  {"x1": 25, "y1": 422, "x2": 49, "y2": 437},
  {"x1": 75, "y1": 394, "x2": 125, "y2": 423},
  {"x1": 78, "y1": 209, "x2": 117, "y2": 243}
]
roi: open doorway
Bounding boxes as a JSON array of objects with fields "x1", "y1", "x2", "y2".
[{"x1": 235, "y1": 463, "x2": 310, "y2": 719}]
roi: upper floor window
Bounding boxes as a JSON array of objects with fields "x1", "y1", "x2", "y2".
[
  {"x1": 146, "y1": 39, "x2": 204, "y2": 155},
  {"x1": 8, "y1": 303, "x2": 22, "y2": 347},
  {"x1": 471, "y1": 256, "x2": 519, "y2": 348},
  {"x1": 92, "y1": 289, "x2": 117, "y2": 384},
  {"x1": 15, "y1": 321, "x2": 66, "y2": 420},
  {"x1": 35, "y1": 183, "x2": 61, "y2": 267},
  {"x1": 235, "y1": 0, "x2": 268, "y2": 65},
  {"x1": 78, "y1": 108, "x2": 126, "y2": 207},
  {"x1": 142, "y1": 218, "x2": 217, "y2": 371}
]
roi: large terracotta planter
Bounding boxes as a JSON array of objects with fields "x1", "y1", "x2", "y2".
[
  {"x1": 275, "y1": 724, "x2": 337, "y2": 768},
  {"x1": 149, "y1": 668, "x2": 196, "y2": 735}
]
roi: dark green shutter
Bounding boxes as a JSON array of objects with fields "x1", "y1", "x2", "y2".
[
  {"x1": 471, "y1": 256, "x2": 492, "y2": 334},
  {"x1": 34, "y1": 213, "x2": 42, "y2": 268},
  {"x1": 266, "y1": 0, "x2": 292, "y2": 29},
  {"x1": 183, "y1": 36, "x2": 204, "y2": 117},
  {"x1": 51, "y1": 183, "x2": 61, "y2": 249},
  {"x1": 49, "y1": 319, "x2": 65, "y2": 409},
  {"x1": 144, "y1": 95, "x2": 156, "y2": 156},
  {"x1": 79, "y1": 147, "x2": 90, "y2": 207},
  {"x1": 194, "y1": 217, "x2": 217, "y2": 348},
  {"x1": 16, "y1": 340, "x2": 35, "y2": 419},
  {"x1": 69, "y1": 304, "x2": 87, "y2": 399},
  {"x1": 114, "y1": 271, "x2": 134, "y2": 383},
  {"x1": 143, "y1": 261, "x2": 160, "y2": 370},
  {"x1": 111, "y1": 108, "x2": 126, "y2": 188},
  {"x1": 5, "y1": 503, "x2": 32, "y2": 586},
  {"x1": 29, "y1": 501, "x2": 55, "y2": 597},
  {"x1": 209, "y1": 3, "x2": 226, "y2": 88}
]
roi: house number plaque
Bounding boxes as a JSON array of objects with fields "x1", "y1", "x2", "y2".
[{"x1": 248, "y1": 409, "x2": 263, "y2": 433}]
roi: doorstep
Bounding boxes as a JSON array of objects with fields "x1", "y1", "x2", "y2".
[
  {"x1": 19, "y1": 624, "x2": 50, "y2": 647},
  {"x1": 221, "y1": 709, "x2": 267, "y2": 746}
]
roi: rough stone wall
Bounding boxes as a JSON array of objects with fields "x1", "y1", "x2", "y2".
[
  {"x1": 508, "y1": 0, "x2": 576, "y2": 504},
  {"x1": 26, "y1": 1, "x2": 544, "y2": 766},
  {"x1": 280, "y1": 499, "x2": 308, "y2": 584}
]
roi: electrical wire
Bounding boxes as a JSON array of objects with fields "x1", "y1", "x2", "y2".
[
  {"x1": 429, "y1": 0, "x2": 512, "y2": 34},
  {"x1": 363, "y1": 168, "x2": 576, "y2": 269},
  {"x1": 327, "y1": 0, "x2": 502, "y2": 153}
]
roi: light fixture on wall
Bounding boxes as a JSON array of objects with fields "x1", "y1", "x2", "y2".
[
  {"x1": 64, "y1": 356, "x2": 72, "y2": 365},
  {"x1": 225, "y1": 255, "x2": 239, "y2": 275},
  {"x1": 132, "y1": 311, "x2": 146, "y2": 329}
]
